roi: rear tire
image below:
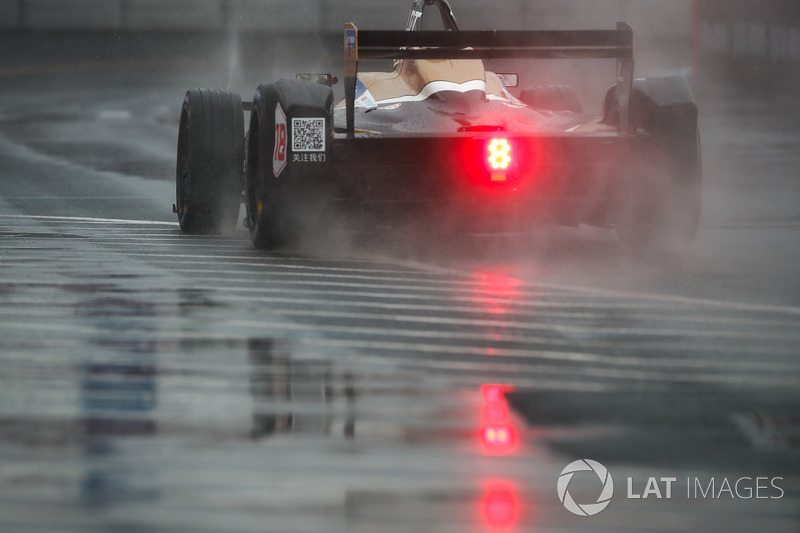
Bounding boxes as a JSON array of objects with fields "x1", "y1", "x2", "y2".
[
  {"x1": 602, "y1": 77, "x2": 701, "y2": 249},
  {"x1": 176, "y1": 89, "x2": 244, "y2": 234},
  {"x1": 245, "y1": 80, "x2": 333, "y2": 249},
  {"x1": 616, "y1": 132, "x2": 702, "y2": 249}
]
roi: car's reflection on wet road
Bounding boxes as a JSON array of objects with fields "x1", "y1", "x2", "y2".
[
  {"x1": 249, "y1": 338, "x2": 353, "y2": 440},
  {"x1": 2, "y1": 214, "x2": 798, "y2": 532}
]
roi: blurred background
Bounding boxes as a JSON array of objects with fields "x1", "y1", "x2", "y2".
[{"x1": 1, "y1": 0, "x2": 798, "y2": 89}]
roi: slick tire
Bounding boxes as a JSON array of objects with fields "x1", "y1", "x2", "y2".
[
  {"x1": 520, "y1": 85, "x2": 582, "y2": 114},
  {"x1": 176, "y1": 89, "x2": 244, "y2": 234},
  {"x1": 245, "y1": 79, "x2": 333, "y2": 250}
]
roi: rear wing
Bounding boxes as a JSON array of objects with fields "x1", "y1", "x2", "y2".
[{"x1": 343, "y1": 23, "x2": 635, "y2": 138}]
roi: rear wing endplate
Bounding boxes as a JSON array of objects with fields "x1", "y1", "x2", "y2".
[{"x1": 343, "y1": 23, "x2": 634, "y2": 137}]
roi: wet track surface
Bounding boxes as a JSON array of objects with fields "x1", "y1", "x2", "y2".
[{"x1": 1, "y1": 33, "x2": 800, "y2": 532}]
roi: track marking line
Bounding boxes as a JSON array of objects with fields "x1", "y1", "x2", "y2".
[{"x1": 0, "y1": 214, "x2": 177, "y2": 226}]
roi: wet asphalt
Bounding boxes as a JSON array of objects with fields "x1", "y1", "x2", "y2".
[{"x1": 1, "y1": 32, "x2": 799, "y2": 532}]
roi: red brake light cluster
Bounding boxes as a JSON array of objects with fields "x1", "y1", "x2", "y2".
[{"x1": 488, "y1": 138, "x2": 511, "y2": 170}]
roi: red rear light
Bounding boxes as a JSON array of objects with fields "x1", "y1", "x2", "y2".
[
  {"x1": 455, "y1": 137, "x2": 533, "y2": 193},
  {"x1": 488, "y1": 138, "x2": 512, "y2": 170}
]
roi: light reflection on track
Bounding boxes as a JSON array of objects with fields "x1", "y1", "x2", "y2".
[
  {"x1": 3, "y1": 215, "x2": 800, "y2": 393},
  {"x1": 1, "y1": 214, "x2": 799, "y2": 531},
  {"x1": 479, "y1": 479, "x2": 524, "y2": 533}
]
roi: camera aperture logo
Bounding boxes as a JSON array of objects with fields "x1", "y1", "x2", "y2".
[{"x1": 557, "y1": 459, "x2": 614, "y2": 517}]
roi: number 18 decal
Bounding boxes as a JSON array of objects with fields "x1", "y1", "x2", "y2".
[{"x1": 273, "y1": 103, "x2": 287, "y2": 177}]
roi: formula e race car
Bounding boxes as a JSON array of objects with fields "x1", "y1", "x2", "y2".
[{"x1": 174, "y1": 0, "x2": 701, "y2": 249}]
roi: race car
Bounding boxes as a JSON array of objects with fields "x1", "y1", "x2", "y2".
[{"x1": 174, "y1": 0, "x2": 701, "y2": 249}]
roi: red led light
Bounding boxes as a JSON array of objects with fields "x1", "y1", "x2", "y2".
[{"x1": 488, "y1": 138, "x2": 512, "y2": 170}]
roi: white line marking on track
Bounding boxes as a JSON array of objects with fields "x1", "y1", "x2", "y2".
[{"x1": 0, "y1": 214, "x2": 178, "y2": 226}]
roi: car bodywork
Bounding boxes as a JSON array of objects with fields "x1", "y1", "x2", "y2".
[
  {"x1": 325, "y1": 15, "x2": 637, "y2": 228},
  {"x1": 176, "y1": 0, "x2": 701, "y2": 248}
]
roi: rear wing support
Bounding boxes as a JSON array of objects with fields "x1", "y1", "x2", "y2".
[
  {"x1": 343, "y1": 23, "x2": 635, "y2": 137},
  {"x1": 344, "y1": 23, "x2": 358, "y2": 139}
]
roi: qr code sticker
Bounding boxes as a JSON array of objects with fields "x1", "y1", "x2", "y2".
[{"x1": 292, "y1": 118, "x2": 326, "y2": 152}]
